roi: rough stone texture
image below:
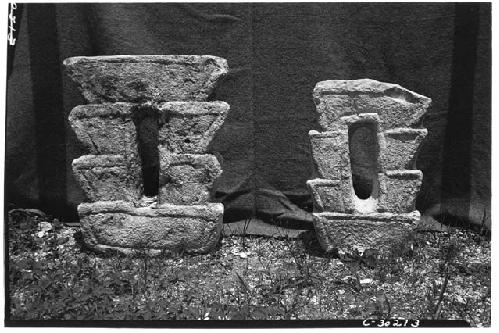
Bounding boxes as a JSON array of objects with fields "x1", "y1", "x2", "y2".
[
  {"x1": 378, "y1": 170, "x2": 423, "y2": 213},
  {"x1": 78, "y1": 201, "x2": 223, "y2": 254},
  {"x1": 381, "y1": 128, "x2": 428, "y2": 170},
  {"x1": 158, "y1": 102, "x2": 229, "y2": 154},
  {"x1": 309, "y1": 79, "x2": 430, "y2": 253},
  {"x1": 310, "y1": 114, "x2": 384, "y2": 182},
  {"x1": 66, "y1": 55, "x2": 230, "y2": 255},
  {"x1": 72, "y1": 155, "x2": 142, "y2": 202},
  {"x1": 313, "y1": 211, "x2": 420, "y2": 253},
  {"x1": 339, "y1": 112, "x2": 382, "y2": 128},
  {"x1": 309, "y1": 130, "x2": 350, "y2": 179},
  {"x1": 63, "y1": 55, "x2": 228, "y2": 103},
  {"x1": 307, "y1": 178, "x2": 354, "y2": 213},
  {"x1": 68, "y1": 103, "x2": 139, "y2": 157},
  {"x1": 313, "y1": 79, "x2": 432, "y2": 131},
  {"x1": 158, "y1": 150, "x2": 222, "y2": 205}
]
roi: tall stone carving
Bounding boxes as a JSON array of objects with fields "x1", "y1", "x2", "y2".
[
  {"x1": 307, "y1": 79, "x2": 431, "y2": 253},
  {"x1": 65, "y1": 55, "x2": 229, "y2": 255}
]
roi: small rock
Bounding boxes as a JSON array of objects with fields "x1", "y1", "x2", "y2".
[
  {"x1": 38, "y1": 221, "x2": 53, "y2": 233},
  {"x1": 57, "y1": 237, "x2": 69, "y2": 245}
]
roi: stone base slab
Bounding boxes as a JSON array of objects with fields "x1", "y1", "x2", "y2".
[
  {"x1": 78, "y1": 201, "x2": 223, "y2": 254},
  {"x1": 313, "y1": 211, "x2": 419, "y2": 253}
]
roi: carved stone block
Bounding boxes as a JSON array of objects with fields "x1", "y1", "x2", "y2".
[
  {"x1": 65, "y1": 54, "x2": 230, "y2": 256},
  {"x1": 378, "y1": 170, "x2": 423, "y2": 213},
  {"x1": 313, "y1": 212, "x2": 419, "y2": 253},
  {"x1": 64, "y1": 55, "x2": 228, "y2": 103},
  {"x1": 78, "y1": 201, "x2": 223, "y2": 255},
  {"x1": 158, "y1": 102, "x2": 229, "y2": 154},
  {"x1": 72, "y1": 155, "x2": 142, "y2": 202},
  {"x1": 68, "y1": 103, "x2": 139, "y2": 158},
  {"x1": 307, "y1": 178, "x2": 354, "y2": 213},
  {"x1": 309, "y1": 130, "x2": 350, "y2": 179},
  {"x1": 308, "y1": 79, "x2": 430, "y2": 253},
  {"x1": 313, "y1": 79, "x2": 431, "y2": 131},
  {"x1": 380, "y1": 128, "x2": 428, "y2": 170},
  {"x1": 158, "y1": 151, "x2": 222, "y2": 205}
]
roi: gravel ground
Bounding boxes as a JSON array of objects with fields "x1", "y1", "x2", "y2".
[{"x1": 7, "y1": 209, "x2": 491, "y2": 325}]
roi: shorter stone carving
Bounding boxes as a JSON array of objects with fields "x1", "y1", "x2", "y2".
[{"x1": 308, "y1": 79, "x2": 431, "y2": 253}]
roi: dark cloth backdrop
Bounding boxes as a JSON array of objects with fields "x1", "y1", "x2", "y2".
[{"x1": 6, "y1": 3, "x2": 491, "y2": 228}]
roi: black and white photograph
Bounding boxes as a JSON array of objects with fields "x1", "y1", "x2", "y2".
[{"x1": 2, "y1": 0, "x2": 498, "y2": 328}]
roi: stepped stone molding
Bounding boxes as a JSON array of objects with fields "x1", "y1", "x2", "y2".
[
  {"x1": 72, "y1": 155, "x2": 142, "y2": 203},
  {"x1": 158, "y1": 151, "x2": 222, "y2": 205},
  {"x1": 68, "y1": 103, "x2": 140, "y2": 157},
  {"x1": 157, "y1": 101, "x2": 230, "y2": 154}
]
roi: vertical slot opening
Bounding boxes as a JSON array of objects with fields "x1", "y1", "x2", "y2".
[
  {"x1": 132, "y1": 105, "x2": 159, "y2": 197},
  {"x1": 348, "y1": 121, "x2": 380, "y2": 200}
]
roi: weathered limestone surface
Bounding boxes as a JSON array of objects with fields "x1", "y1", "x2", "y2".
[
  {"x1": 313, "y1": 212, "x2": 419, "y2": 253},
  {"x1": 380, "y1": 128, "x2": 428, "y2": 170},
  {"x1": 64, "y1": 55, "x2": 228, "y2": 103},
  {"x1": 307, "y1": 179, "x2": 354, "y2": 213},
  {"x1": 159, "y1": 151, "x2": 222, "y2": 205},
  {"x1": 378, "y1": 170, "x2": 423, "y2": 213},
  {"x1": 66, "y1": 55, "x2": 229, "y2": 255},
  {"x1": 79, "y1": 201, "x2": 223, "y2": 254},
  {"x1": 340, "y1": 113, "x2": 382, "y2": 127},
  {"x1": 309, "y1": 130, "x2": 350, "y2": 179},
  {"x1": 308, "y1": 79, "x2": 430, "y2": 253},
  {"x1": 313, "y1": 79, "x2": 431, "y2": 131},
  {"x1": 72, "y1": 155, "x2": 142, "y2": 202},
  {"x1": 68, "y1": 103, "x2": 139, "y2": 157},
  {"x1": 158, "y1": 102, "x2": 229, "y2": 154}
]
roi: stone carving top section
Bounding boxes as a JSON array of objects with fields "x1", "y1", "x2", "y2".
[
  {"x1": 313, "y1": 79, "x2": 431, "y2": 130},
  {"x1": 64, "y1": 55, "x2": 228, "y2": 103}
]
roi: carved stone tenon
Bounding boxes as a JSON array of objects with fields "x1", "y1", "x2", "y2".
[
  {"x1": 308, "y1": 79, "x2": 431, "y2": 253},
  {"x1": 65, "y1": 55, "x2": 229, "y2": 255}
]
